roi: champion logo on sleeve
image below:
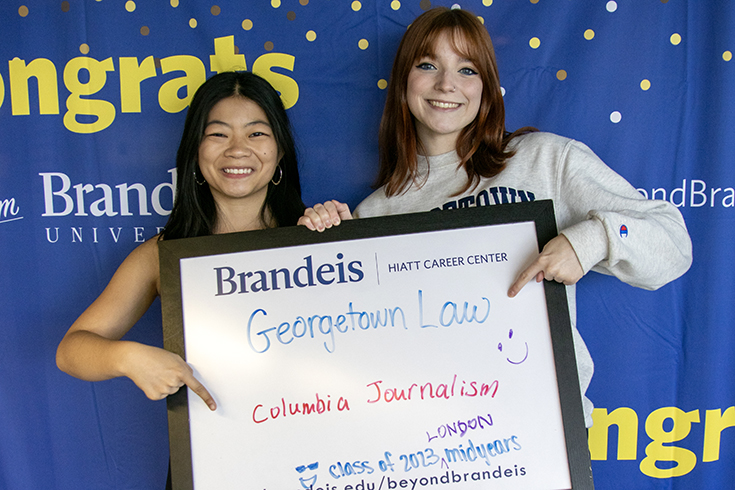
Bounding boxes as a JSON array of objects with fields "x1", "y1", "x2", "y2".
[{"x1": 620, "y1": 224, "x2": 628, "y2": 238}]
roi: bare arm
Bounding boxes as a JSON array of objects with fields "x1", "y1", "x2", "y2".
[{"x1": 56, "y1": 238, "x2": 216, "y2": 410}]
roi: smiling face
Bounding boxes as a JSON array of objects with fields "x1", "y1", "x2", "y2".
[
  {"x1": 197, "y1": 96, "x2": 280, "y2": 213},
  {"x1": 406, "y1": 32, "x2": 483, "y2": 156}
]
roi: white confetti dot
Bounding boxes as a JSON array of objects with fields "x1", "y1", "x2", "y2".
[
  {"x1": 606, "y1": 1, "x2": 617, "y2": 13},
  {"x1": 500, "y1": 86, "x2": 506, "y2": 96},
  {"x1": 610, "y1": 111, "x2": 622, "y2": 123}
]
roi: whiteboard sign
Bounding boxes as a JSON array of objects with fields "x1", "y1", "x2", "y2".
[{"x1": 159, "y1": 201, "x2": 593, "y2": 490}]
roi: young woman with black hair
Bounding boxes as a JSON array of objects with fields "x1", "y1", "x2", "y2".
[
  {"x1": 57, "y1": 71, "x2": 305, "y2": 412},
  {"x1": 299, "y1": 7, "x2": 692, "y2": 428}
]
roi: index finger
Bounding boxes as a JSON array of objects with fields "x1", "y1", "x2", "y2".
[
  {"x1": 507, "y1": 261, "x2": 544, "y2": 298},
  {"x1": 182, "y1": 371, "x2": 217, "y2": 411}
]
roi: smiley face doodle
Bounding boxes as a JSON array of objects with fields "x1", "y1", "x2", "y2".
[
  {"x1": 497, "y1": 328, "x2": 528, "y2": 365},
  {"x1": 295, "y1": 462, "x2": 319, "y2": 489}
]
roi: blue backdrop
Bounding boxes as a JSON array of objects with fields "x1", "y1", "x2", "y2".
[{"x1": 0, "y1": 1, "x2": 730, "y2": 489}]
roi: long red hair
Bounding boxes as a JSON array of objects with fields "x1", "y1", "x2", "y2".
[{"x1": 377, "y1": 7, "x2": 531, "y2": 196}]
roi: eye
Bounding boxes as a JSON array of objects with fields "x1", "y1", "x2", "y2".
[
  {"x1": 459, "y1": 66, "x2": 478, "y2": 76},
  {"x1": 416, "y1": 62, "x2": 436, "y2": 71},
  {"x1": 204, "y1": 131, "x2": 227, "y2": 138}
]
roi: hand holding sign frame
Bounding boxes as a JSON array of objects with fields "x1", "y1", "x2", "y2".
[{"x1": 160, "y1": 200, "x2": 593, "y2": 490}]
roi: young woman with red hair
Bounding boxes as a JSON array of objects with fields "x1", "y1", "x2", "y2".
[{"x1": 300, "y1": 6, "x2": 692, "y2": 427}]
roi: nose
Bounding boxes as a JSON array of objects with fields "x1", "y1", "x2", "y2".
[
  {"x1": 224, "y1": 133, "x2": 252, "y2": 157},
  {"x1": 435, "y1": 69, "x2": 456, "y2": 93}
]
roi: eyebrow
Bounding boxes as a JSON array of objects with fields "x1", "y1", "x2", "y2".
[
  {"x1": 417, "y1": 52, "x2": 475, "y2": 64},
  {"x1": 204, "y1": 119, "x2": 272, "y2": 129}
]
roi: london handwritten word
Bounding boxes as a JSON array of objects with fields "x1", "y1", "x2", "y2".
[
  {"x1": 252, "y1": 393, "x2": 350, "y2": 424},
  {"x1": 366, "y1": 375, "x2": 499, "y2": 404},
  {"x1": 426, "y1": 413, "x2": 494, "y2": 442}
]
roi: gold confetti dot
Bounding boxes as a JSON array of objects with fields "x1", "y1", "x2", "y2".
[
  {"x1": 477, "y1": 16, "x2": 484, "y2": 24},
  {"x1": 529, "y1": 37, "x2": 541, "y2": 49},
  {"x1": 79, "y1": 44, "x2": 90, "y2": 55},
  {"x1": 670, "y1": 33, "x2": 682, "y2": 45},
  {"x1": 352, "y1": 1, "x2": 362, "y2": 11},
  {"x1": 271, "y1": 0, "x2": 281, "y2": 8},
  {"x1": 211, "y1": 5, "x2": 221, "y2": 16},
  {"x1": 306, "y1": 30, "x2": 317, "y2": 42},
  {"x1": 660, "y1": 0, "x2": 669, "y2": 3},
  {"x1": 300, "y1": 0, "x2": 309, "y2": 5},
  {"x1": 170, "y1": 0, "x2": 179, "y2": 7},
  {"x1": 61, "y1": 1, "x2": 70, "y2": 12},
  {"x1": 287, "y1": 11, "x2": 296, "y2": 20},
  {"x1": 140, "y1": 26, "x2": 150, "y2": 36},
  {"x1": 391, "y1": 0, "x2": 401, "y2": 10},
  {"x1": 189, "y1": 18, "x2": 198, "y2": 28},
  {"x1": 359, "y1": 39, "x2": 369, "y2": 50},
  {"x1": 419, "y1": 0, "x2": 431, "y2": 11},
  {"x1": 242, "y1": 19, "x2": 253, "y2": 30},
  {"x1": 724, "y1": 51, "x2": 733, "y2": 62},
  {"x1": 377, "y1": 79, "x2": 388, "y2": 90},
  {"x1": 557, "y1": 70, "x2": 567, "y2": 80},
  {"x1": 530, "y1": 0, "x2": 539, "y2": 3},
  {"x1": 640, "y1": 79, "x2": 651, "y2": 91},
  {"x1": 584, "y1": 29, "x2": 595, "y2": 40},
  {"x1": 483, "y1": 0, "x2": 493, "y2": 5},
  {"x1": 125, "y1": 1, "x2": 136, "y2": 12},
  {"x1": 18, "y1": 5, "x2": 29, "y2": 16},
  {"x1": 264, "y1": 41, "x2": 274, "y2": 51}
]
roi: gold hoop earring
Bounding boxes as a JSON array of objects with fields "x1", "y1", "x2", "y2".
[
  {"x1": 271, "y1": 165, "x2": 283, "y2": 186},
  {"x1": 193, "y1": 170, "x2": 206, "y2": 186}
]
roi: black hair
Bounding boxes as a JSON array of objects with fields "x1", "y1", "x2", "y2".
[{"x1": 160, "y1": 71, "x2": 305, "y2": 240}]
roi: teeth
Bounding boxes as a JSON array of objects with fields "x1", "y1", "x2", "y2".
[
  {"x1": 223, "y1": 168, "x2": 253, "y2": 175},
  {"x1": 430, "y1": 100, "x2": 460, "y2": 109}
]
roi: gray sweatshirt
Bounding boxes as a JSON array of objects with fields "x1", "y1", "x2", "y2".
[{"x1": 355, "y1": 131, "x2": 693, "y2": 426}]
